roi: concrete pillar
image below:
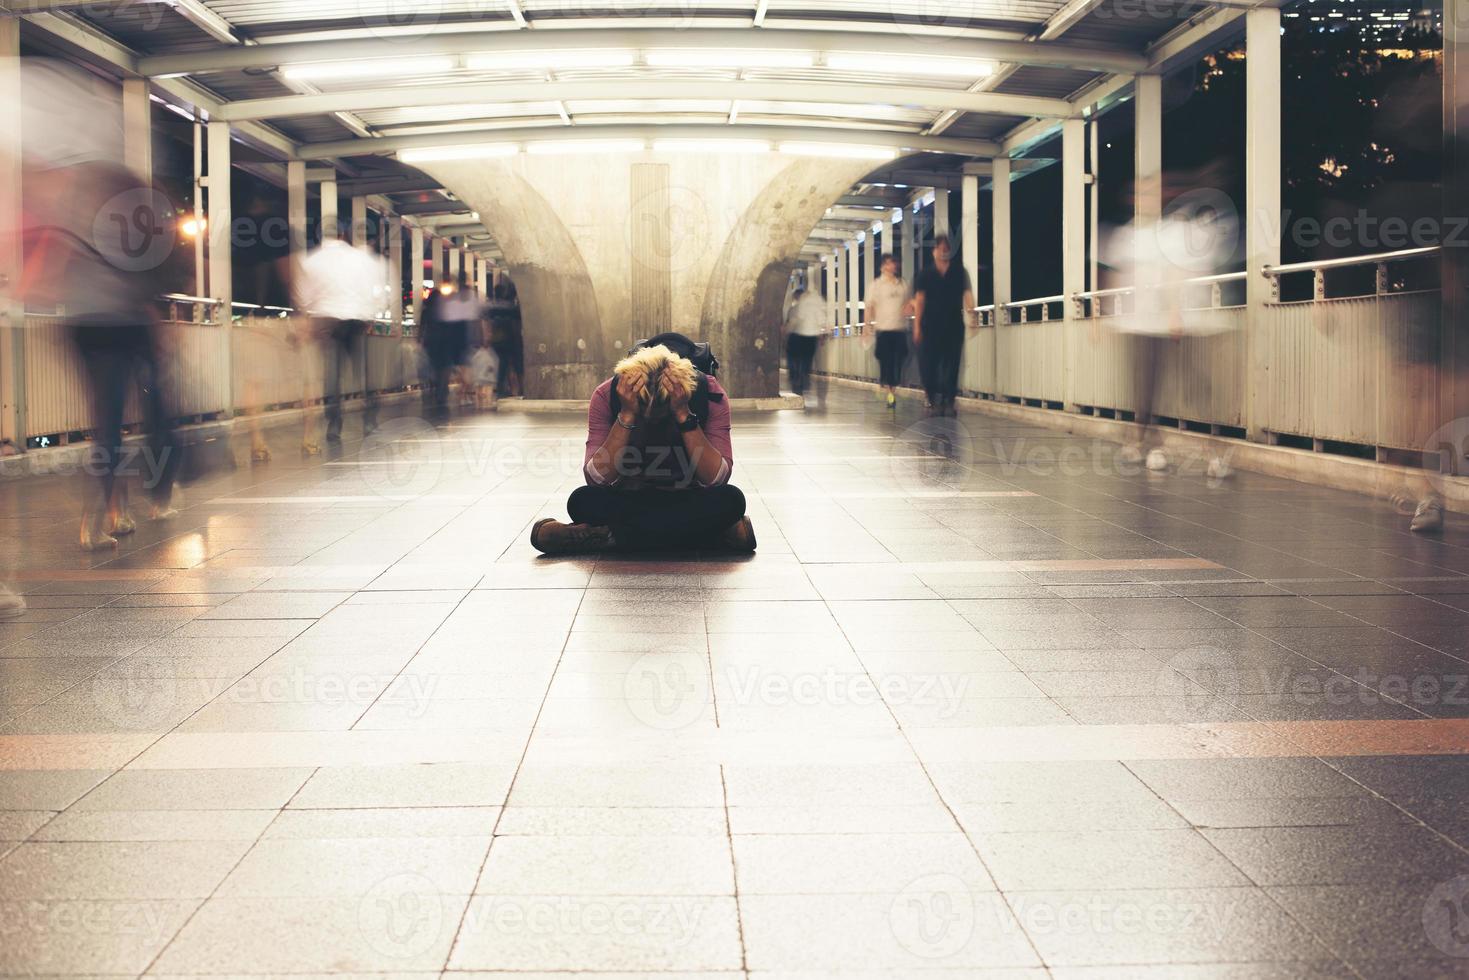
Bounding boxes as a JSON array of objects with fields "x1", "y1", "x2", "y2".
[
  {"x1": 206, "y1": 121, "x2": 234, "y2": 410},
  {"x1": 846, "y1": 240, "x2": 860, "y2": 329},
  {"x1": 961, "y1": 173, "x2": 981, "y2": 305},
  {"x1": 825, "y1": 254, "x2": 837, "y2": 328},
  {"x1": 434, "y1": 237, "x2": 447, "y2": 282},
  {"x1": 992, "y1": 157, "x2": 1012, "y2": 397},
  {"x1": 1062, "y1": 118, "x2": 1085, "y2": 407},
  {"x1": 386, "y1": 213, "x2": 403, "y2": 330},
  {"x1": 934, "y1": 188, "x2": 951, "y2": 243},
  {"x1": 320, "y1": 178, "x2": 338, "y2": 241},
  {"x1": 287, "y1": 160, "x2": 308, "y2": 257},
  {"x1": 1135, "y1": 75, "x2": 1164, "y2": 246},
  {"x1": 122, "y1": 79, "x2": 151, "y2": 183},
  {"x1": 351, "y1": 195, "x2": 369, "y2": 247},
  {"x1": 1444, "y1": 0, "x2": 1469, "y2": 465},
  {"x1": 901, "y1": 206, "x2": 916, "y2": 283},
  {"x1": 1244, "y1": 7, "x2": 1281, "y2": 442},
  {"x1": 448, "y1": 246, "x2": 462, "y2": 285},
  {"x1": 0, "y1": 19, "x2": 23, "y2": 447},
  {"x1": 410, "y1": 224, "x2": 425, "y2": 327}
]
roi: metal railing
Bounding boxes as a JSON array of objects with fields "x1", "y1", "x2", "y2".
[
  {"x1": 813, "y1": 246, "x2": 1448, "y2": 456},
  {"x1": 18, "y1": 295, "x2": 421, "y2": 446},
  {"x1": 1263, "y1": 245, "x2": 1441, "y2": 301}
]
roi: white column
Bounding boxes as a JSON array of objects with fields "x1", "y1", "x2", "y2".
[
  {"x1": 1062, "y1": 118, "x2": 1085, "y2": 408},
  {"x1": 961, "y1": 174, "x2": 980, "y2": 302},
  {"x1": 320, "y1": 178, "x2": 337, "y2": 241},
  {"x1": 825, "y1": 254, "x2": 837, "y2": 328},
  {"x1": 351, "y1": 196, "x2": 369, "y2": 247},
  {"x1": 434, "y1": 237, "x2": 447, "y2": 282},
  {"x1": 448, "y1": 246, "x2": 462, "y2": 285},
  {"x1": 992, "y1": 158, "x2": 1012, "y2": 398},
  {"x1": 287, "y1": 160, "x2": 307, "y2": 258},
  {"x1": 206, "y1": 121, "x2": 234, "y2": 410},
  {"x1": 846, "y1": 240, "x2": 859, "y2": 329},
  {"x1": 1244, "y1": 7, "x2": 1281, "y2": 442},
  {"x1": 0, "y1": 20, "x2": 23, "y2": 446},
  {"x1": 1135, "y1": 74, "x2": 1164, "y2": 338},
  {"x1": 933, "y1": 188, "x2": 951, "y2": 242},
  {"x1": 410, "y1": 224, "x2": 425, "y2": 327},
  {"x1": 386, "y1": 213, "x2": 403, "y2": 329},
  {"x1": 901, "y1": 206, "x2": 916, "y2": 282},
  {"x1": 879, "y1": 218, "x2": 893, "y2": 276},
  {"x1": 122, "y1": 79, "x2": 152, "y2": 183}
]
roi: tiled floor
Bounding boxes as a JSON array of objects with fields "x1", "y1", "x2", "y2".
[{"x1": 3, "y1": 383, "x2": 1469, "y2": 977}]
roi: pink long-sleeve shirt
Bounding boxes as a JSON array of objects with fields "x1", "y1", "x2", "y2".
[{"x1": 583, "y1": 377, "x2": 734, "y2": 488}]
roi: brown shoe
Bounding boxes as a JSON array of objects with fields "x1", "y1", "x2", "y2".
[
  {"x1": 530, "y1": 518, "x2": 615, "y2": 555},
  {"x1": 719, "y1": 517, "x2": 757, "y2": 553}
]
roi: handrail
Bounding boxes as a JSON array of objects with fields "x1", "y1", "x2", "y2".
[
  {"x1": 1074, "y1": 271, "x2": 1248, "y2": 302},
  {"x1": 1264, "y1": 246, "x2": 1440, "y2": 277},
  {"x1": 161, "y1": 293, "x2": 222, "y2": 305},
  {"x1": 1005, "y1": 294, "x2": 1067, "y2": 307}
]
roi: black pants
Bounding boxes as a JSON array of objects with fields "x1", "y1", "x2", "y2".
[
  {"x1": 427, "y1": 321, "x2": 469, "y2": 414},
  {"x1": 875, "y1": 331, "x2": 908, "y2": 388},
  {"x1": 71, "y1": 318, "x2": 179, "y2": 509},
  {"x1": 568, "y1": 484, "x2": 746, "y2": 550},
  {"x1": 786, "y1": 334, "x2": 817, "y2": 396},
  {"x1": 918, "y1": 335, "x2": 963, "y2": 406},
  {"x1": 1132, "y1": 333, "x2": 1166, "y2": 441},
  {"x1": 320, "y1": 318, "x2": 377, "y2": 436}
]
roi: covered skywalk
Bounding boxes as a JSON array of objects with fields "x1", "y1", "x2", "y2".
[{"x1": 4, "y1": 1, "x2": 1469, "y2": 978}]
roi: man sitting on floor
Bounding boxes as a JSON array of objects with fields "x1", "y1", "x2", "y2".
[{"x1": 531, "y1": 336, "x2": 755, "y2": 555}]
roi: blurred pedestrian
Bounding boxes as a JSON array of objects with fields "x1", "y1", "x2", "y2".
[
  {"x1": 17, "y1": 60, "x2": 187, "y2": 550},
  {"x1": 294, "y1": 237, "x2": 388, "y2": 446},
  {"x1": 488, "y1": 278, "x2": 523, "y2": 397},
  {"x1": 868, "y1": 253, "x2": 914, "y2": 409},
  {"x1": 783, "y1": 287, "x2": 825, "y2": 405},
  {"x1": 423, "y1": 279, "x2": 476, "y2": 418},
  {"x1": 913, "y1": 236, "x2": 977, "y2": 418}
]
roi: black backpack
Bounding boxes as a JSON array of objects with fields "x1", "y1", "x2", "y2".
[{"x1": 608, "y1": 332, "x2": 724, "y2": 420}]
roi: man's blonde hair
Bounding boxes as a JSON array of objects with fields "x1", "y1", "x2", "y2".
[{"x1": 615, "y1": 344, "x2": 698, "y2": 410}]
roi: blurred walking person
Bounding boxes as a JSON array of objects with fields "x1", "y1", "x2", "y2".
[
  {"x1": 294, "y1": 237, "x2": 387, "y2": 446},
  {"x1": 17, "y1": 60, "x2": 186, "y2": 550},
  {"x1": 867, "y1": 253, "x2": 914, "y2": 409},
  {"x1": 423, "y1": 279, "x2": 477, "y2": 418},
  {"x1": 913, "y1": 236, "x2": 977, "y2": 418},
  {"x1": 783, "y1": 286, "x2": 824, "y2": 405}
]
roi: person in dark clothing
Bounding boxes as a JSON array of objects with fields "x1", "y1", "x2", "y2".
[
  {"x1": 530, "y1": 339, "x2": 754, "y2": 555},
  {"x1": 26, "y1": 160, "x2": 186, "y2": 550},
  {"x1": 912, "y1": 236, "x2": 977, "y2": 418},
  {"x1": 488, "y1": 279, "x2": 523, "y2": 397}
]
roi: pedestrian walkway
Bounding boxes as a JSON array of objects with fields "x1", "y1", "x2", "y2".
[{"x1": 3, "y1": 385, "x2": 1469, "y2": 977}]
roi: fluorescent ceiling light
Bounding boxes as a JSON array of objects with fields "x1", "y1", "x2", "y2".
[
  {"x1": 825, "y1": 52, "x2": 995, "y2": 78},
  {"x1": 525, "y1": 139, "x2": 646, "y2": 156},
  {"x1": 646, "y1": 49, "x2": 815, "y2": 69},
  {"x1": 283, "y1": 56, "x2": 456, "y2": 80},
  {"x1": 779, "y1": 142, "x2": 898, "y2": 161},
  {"x1": 652, "y1": 138, "x2": 770, "y2": 154},
  {"x1": 399, "y1": 143, "x2": 519, "y2": 163},
  {"x1": 467, "y1": 50, "x2": 636, "y2": 70}
]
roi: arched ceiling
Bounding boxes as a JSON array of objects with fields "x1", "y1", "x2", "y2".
[{"x1": 9, "y1": 0, "x2": 1263, "y2": 254}]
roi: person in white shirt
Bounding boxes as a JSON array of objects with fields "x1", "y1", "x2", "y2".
[
  {"x1": 783, "y1": 287, "x2": 826, "y2": 400},
  {"x1": 295, "y1": 238, "x2": 389, "y2": 444},
  {"x1": 867, "y1": 253, "x2": 915, "y2": 409}
]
